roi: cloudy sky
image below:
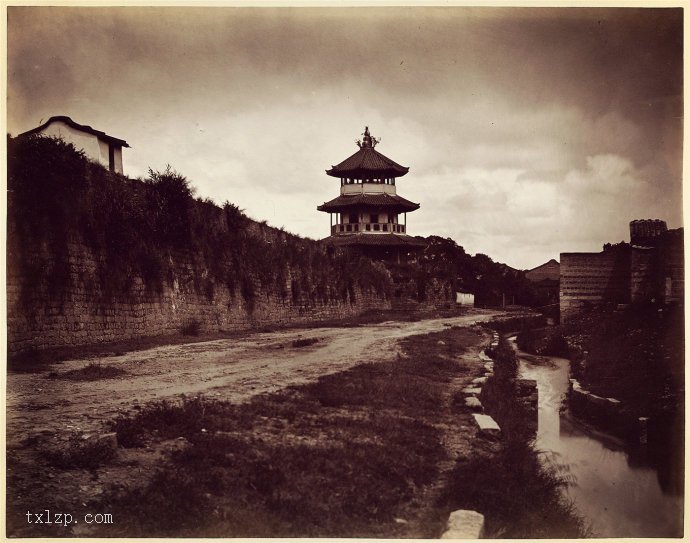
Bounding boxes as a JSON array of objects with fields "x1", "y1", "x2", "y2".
[{"x1": 7, "y1": 6, "x2": 683, "y2": 269}]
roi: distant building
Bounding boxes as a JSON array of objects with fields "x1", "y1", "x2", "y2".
[
  {"x1": 525, "y1": 258, "x2": 560, "y2": 305},
  {"x1": 18, "y1": 116, "x2": 129, "y2": 174},
  {"x1": 456, "y1": 291, "x2": 475, "y2": 306},
  {"x1": 560, "y1": 219, "x2": 683, "y2": 322},
  {"x1": 525, "y1": 259, "x2": 560, "y2": 282},
  {"x1": 317, "y1": 126, "x2": 425, "y2": 262}
]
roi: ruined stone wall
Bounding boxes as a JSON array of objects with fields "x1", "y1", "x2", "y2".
[
  {"x1": 561, "y1": 224, "x2": 683, "y2": 322},
  {"x1": 630, "y1": 247, "x2": 657, "y2": 303},
  {"x1": 630, "y1": 230, "x2": 684, "y2": 305},
  {"x1": 7, "y1": 237, "x2": 393, "y2": 356},
  {"x1": 629, "y1": 219, "x2": 668, "y2": 246},
  {"x1": 660, "y1": 230, "x2": 684, "y2": 304},
  {"x1": 559, "y1": 251, "x2": 631, "y2": 322}
]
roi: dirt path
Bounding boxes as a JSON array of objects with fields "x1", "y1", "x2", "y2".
[{"x1": 7, "y1": 309, "x2": 504, "y2": 445}]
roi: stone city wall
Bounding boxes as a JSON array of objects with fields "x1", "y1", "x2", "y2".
[
  {"x1": 559, "y1": 251, "x2": 630, "y2": 322},
  {"x1": 7, "y1": 237, "x2": 395, "y2": 356}
]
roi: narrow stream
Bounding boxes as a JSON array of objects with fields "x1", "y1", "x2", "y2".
[{"x1": 512, "y1": 337, "x2": 683, "y2": 537}]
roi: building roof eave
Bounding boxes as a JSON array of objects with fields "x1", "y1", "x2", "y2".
[
  {"x1": 326, "y1": 147, "x2": 409, "y2": 179},
  {"x1": 317, "y1": 193, "x2": 420, "y2": 213},
  {"x1": 17, "y1": 115, "x2": 130, "y2": 148},
  {"x1": 324, "y1": 232, "x2": 427, "y2": 248}
]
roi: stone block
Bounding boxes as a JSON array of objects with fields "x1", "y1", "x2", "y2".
[
  {"x1": 472, "y1": 376, "x2": 487, "y2": 385},
  {"x1": 442, "y1": 509, "x2": 485, "y2": 539},
  {"x1": 462, "y1": 387, "x2": 482, "y2": 396},
  {"x1": 465, "y1": 397, "x2": 483, "y2": 411},
  {"x1": 588, "y1": 393, "x2": 607, "y2": 406},
  {"x1": 472, "y1": 413, "x2": 501, "y2": 437}
]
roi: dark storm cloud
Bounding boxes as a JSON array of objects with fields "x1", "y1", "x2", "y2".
[{"x1": 6, "y1": 6, "x2": 683, "y2": 269}]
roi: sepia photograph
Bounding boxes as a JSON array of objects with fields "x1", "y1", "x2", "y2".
[{"x1": 5, "y1": 4, "x2": 684, "y2": 538}]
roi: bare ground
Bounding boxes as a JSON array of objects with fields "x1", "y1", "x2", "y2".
[
  {"x1": 7, "y1": 308, "x2": 505, "y2": 536},
  {"x1": 8, "y1": 309, "x2": 503, "y2": 443}
]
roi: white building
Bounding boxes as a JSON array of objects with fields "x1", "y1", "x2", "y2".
[
  {"x1": 456, "y1": 291, "x2": 475, "y2": 306},
  {"x1": 18, "y1": 116, "x2": 129, "y2": 174}
]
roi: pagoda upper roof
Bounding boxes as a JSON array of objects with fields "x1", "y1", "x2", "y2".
[
  {"x1": 317, "y1": 193, "x2": 420, "y2": 213},
  {"x1": 326, "y1": 127, "x2": 409, "y2": 179}
]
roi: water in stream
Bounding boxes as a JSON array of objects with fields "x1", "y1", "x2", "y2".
[{"x1": 514, "y1": 339, "x2": 683, "y2": 537}]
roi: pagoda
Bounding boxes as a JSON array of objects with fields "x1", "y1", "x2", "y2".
[{"x1": 317, "y1": 127, "x2": 425, "y2": 261}]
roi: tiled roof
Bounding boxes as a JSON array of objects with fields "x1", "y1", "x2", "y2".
[
  {"x1": 325, "y1": 233, "x2": 427, "y2": 248},
  {"x1": 327, "y1": 147, "x2": 409, "y2": 179},
  {"x1": 317, "y1": 193, "x2": 420, "y2": 212},
  {"x1": 18, "y1": 116, "x2": 130, "y2": 148},
  {"x1": 526, "y1": 258, "x2": 560, "y2": 272}
]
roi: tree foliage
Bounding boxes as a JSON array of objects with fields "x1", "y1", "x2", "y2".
[{"x1": 419, "y1": 236, "x2": 538, "y2": 307}]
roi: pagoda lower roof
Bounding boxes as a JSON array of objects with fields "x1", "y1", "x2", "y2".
[
  {"x1": 317, "y1": 193, "x2": 420, "y2": 212},
  {"x1": 324, "y1": 233, "x2": 427, "y2": 248},
  {"x1": 327, "y1": 147, "x2": 409, "y2": 179}
]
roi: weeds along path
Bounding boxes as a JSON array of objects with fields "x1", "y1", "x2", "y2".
[{"x1": 7, "y1": 309, "x2": 505, "y2": 446}]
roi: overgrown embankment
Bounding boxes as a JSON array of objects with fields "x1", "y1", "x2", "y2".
[
  {"x1": 516, "y1": 304, "x2": 683, "y2": 494},
  {"x1": 517, "y1": 305, "x2": 683, "y2": 423},
  {"x1": 574, "y1": 305, "x2": 684, "y2": 486},
  {"x1": 518, "y1": 305, "x2": 682, "y2": 412}
]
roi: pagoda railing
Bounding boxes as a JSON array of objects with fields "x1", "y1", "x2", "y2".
[{"x1": 332, "y1": 223, "x2": 406, "y2": 234}]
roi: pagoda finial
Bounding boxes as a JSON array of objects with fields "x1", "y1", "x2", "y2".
[{"x1": 357, "y1": 126, "x2": 379, "y2": 149}]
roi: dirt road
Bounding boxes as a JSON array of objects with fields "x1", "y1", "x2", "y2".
[{"x1": 7, "y1": 309, "x2": 504, "y2": 445}]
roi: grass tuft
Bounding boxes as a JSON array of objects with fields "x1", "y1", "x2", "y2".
[
  {"x1": 109, "y1": 397, "x2": 235, "y2": 447},
  {"x1": 43, "y1": 434, "x2": 116, "y2": 470},
  {"x1": 441, "y1": 440, "x2": 589, "y2": 538},
  {"x1": 291, "y1": 337, "x2": 319, "y2": 348},
  {"x1": 47, "y1": 362, "x2": 127, "y2": 381}
]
